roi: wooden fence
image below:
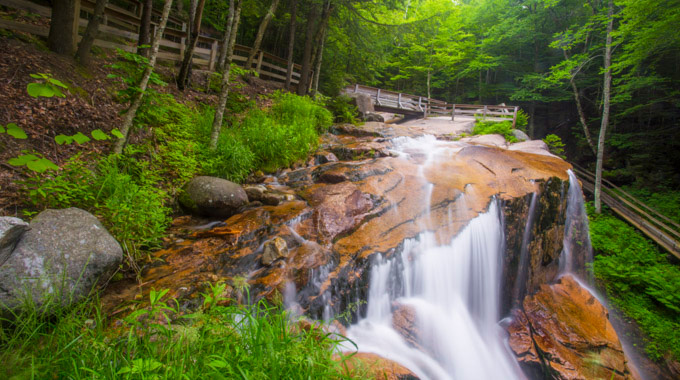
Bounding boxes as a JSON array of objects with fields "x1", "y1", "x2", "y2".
[
  {"x1": 573, "y1": 163, "x2": 680, "y2": 260},
  {"x1": 344, "y1": 84, "x2": 519, "y2": 126},
  {"x1": 0, "y1": 0, "x2": 302, "y2": 84}
]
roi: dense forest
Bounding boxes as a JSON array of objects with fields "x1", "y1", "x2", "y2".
[{"x1": 1, "y1": 0, "x2": 679, "y2": 378}]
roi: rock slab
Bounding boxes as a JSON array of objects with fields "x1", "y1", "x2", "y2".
[
  {"x1": 180, "y1": 176, "x2": 249, "y2": 218},
  {"x1": 0, "y1": 208, "x2": 122, "y2": 311},
  {"x1": 0, "y1": 216, "x2": 29, "y2": 267},
  {"x1": 507, "y1": 275, "x2": 636, "y2": 380}
]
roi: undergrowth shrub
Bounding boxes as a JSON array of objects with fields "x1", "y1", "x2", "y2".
[
  {"x1": 589, "y1": 203, "x2": 680, "y2": 361},
  {"x1": 0, "y1": 287, "x2": 359, "y2": 379},
  {"x1": 472, "y1": 120, "x2": 518, "y2": 142},
  {"x1": 326, "y1": 95, "x2": 360, "y2": 124},
  {"x1": 543, "y1": 134, "x2": 566, "y2": 158}
]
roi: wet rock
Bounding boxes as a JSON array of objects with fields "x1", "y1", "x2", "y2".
[
  {"x1": 459, "y1": 133, "x2": 508, "y2": 147},
  {"x1": 365, "y1": 112, "x2": 385, "y2": 122},
  {"x1": 0, "y1": 208, "x2": 122, "y2": 312},
  {"x1": 512, "y1": 129, "x2": 530, "y2": 142},
  {"x1": 507, "y1": 275, "x2": 636, "y2": 380},
  {"x1": 0, "y1": 216, "x2": 29, "y2": 267},
  {"x1": 338, "y1": 352, "x2": 419, "y2": 380},
  {"x1": 392, "y1": 303, "x2": 424, "y2": 352},
  {"x1": 331, "y1": 123, "x2": 384, "y2": 138},
  {"x1": 262, "y1": 237, "x2": 289, "y2": 266},
  {"x1": 508, "y1": 140, "x2": 556, "y2": 157},
  {"x1": 244, "y1": 185, "x2": 267, "y2": 202},
  {"x1": 314, "y1": 151, "x2": 338, "y2": 164},
  {"x1": 180, "y1": 176, "x2": 249, "y2": 218}
]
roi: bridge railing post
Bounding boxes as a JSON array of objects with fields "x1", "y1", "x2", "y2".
[
  {"x1": 354, "y1": 84, "x2": 359, "y2": 93},
  {"x1": 451, "y1": 104, "x2": 456, "y2": 121},
  {"x1": 512, "y1": 106, "x2": 519, "y2": 129},
  {"x1": 483, "y1": 105, "x2": 488, "y2": 120}
]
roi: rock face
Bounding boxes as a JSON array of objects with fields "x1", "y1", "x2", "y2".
[
  {"x1": 0, "y1": 208, "x2": 122, "y2": 311},
  {"x1": 338, "y1": 352, "x2": 420, "y2": 380},
  {"x1": 180, "y1": 176, "x2": 249, "y2": 218},
  {"x1": 0, "y1": 217, "x2": 29, "y2": 267},
  {"x1": 348, "y1": 93, "x2": 375, "y2": 119},
  {"x1": 507, "y1": 275, "x2": 636, "y2": 380},
  {"x1": 365, "y1": 112, "x2": 385, "y2": 122},
  {"x1": 512, "y1": 129, "x2": 530, "y2": 141}
]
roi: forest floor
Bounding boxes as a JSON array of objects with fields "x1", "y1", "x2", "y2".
[{"x1": 0, "y1": 35, "x2": 280, "y2": 216}]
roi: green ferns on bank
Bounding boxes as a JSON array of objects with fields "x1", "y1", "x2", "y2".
[
  {"x1": 589, "y1": 204, "x2": 680, "y2": 361},
  {"x1": 0, "y1": 285, "x2": 358, "y2": 379},
  {"x1": 472, "y1": 121, "x2": 518, "y2": 143}
]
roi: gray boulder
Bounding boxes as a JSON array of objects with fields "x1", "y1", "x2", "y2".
[
  {"x1": 0, "y1": 217, "x2": 29, "y2": 267},
  {"x1": 348, "y1": 93, "x2": 375, "y2": 118},
  {"x1": 364, "y1": 112, "x2": 385, "y2": 122},
  {"x1": 180, "y1": 176, "x2": 249, "y2": 218},
  {"x1": 512, "y1": 129, "x2": 530, "y2": 142},
  {"x1": 0, "y1": 208, "x2": 122, "y2": 311}
]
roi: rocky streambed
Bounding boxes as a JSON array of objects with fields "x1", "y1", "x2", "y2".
[{"x1": 89, "y1": 122, "x2": 637, "y2": 379}]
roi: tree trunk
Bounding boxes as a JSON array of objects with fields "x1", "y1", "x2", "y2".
[
  {"x1": 426, "y1": 69, "x2": 431, "y2": 99},
  {"x1": 245, "y1": 0, "x2": 281, "y2": 71},
  {"x1": 311, "y1": 22, "x2": 327, "y2": 96},
  {"x1": 285, "y1": 0, "x2": 297, "y2": 90},
  {"x1": 114, "y1": 0, "x2": 173, "y2": 154},
  {"x1": 137, "y1": 0, "x2": 152, "y2": 57},
  {"x1": 48, "y1": 0, "x2": 79, "y2": 55},
  {"x1": 177, "y1": 0, "x2": 206, "y2": 90},
  {"x1": 215, "y1": 0, "x2": 235, "y2": 73},
  {"x1": 210, "y1": 0, "x2": 243, "y2": 149},
  {"x1": 564, "y1": 50, "x2": 597, "y2": 155},
  {"x1": 76, "y1": 0, "x2": 108, "y2": 65},
  {"x1": 297, "y1": 4, "x2": 319, "y2": 96},
  {"x1": 595, "y1": 0, "x2": 614, "y2": 214}
]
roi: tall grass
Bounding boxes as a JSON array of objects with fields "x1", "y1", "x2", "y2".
[{"x1": 0, "y1": 285, "x2": 359, "y2": 379}]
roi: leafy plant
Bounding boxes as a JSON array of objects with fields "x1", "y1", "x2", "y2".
[
  {"x1": 326, "y1": 95, "x2": 360, "y2": 124},
  {"x1": 26, "y1": 73, "x2": 68, "y2": 98},
  {"x1": 472, "y1": 120, "x2": 518, "y2": 142},
  {"x1": 543, "y1": 134, "x2": 566, "y2": 158}
]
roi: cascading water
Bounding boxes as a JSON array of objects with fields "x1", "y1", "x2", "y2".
[
  {"x1": 340, "y1": 136, "x2": 523, "y2": 379},
  {"x1": 559, "y1": 169, "x2": 594, "y2": 282}
]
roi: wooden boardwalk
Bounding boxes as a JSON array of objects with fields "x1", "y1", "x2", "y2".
[
  {"x1": 573, "y1": 164, "x2": 680, "y2": 260},
  {"x1": 342, "y1": 84, "x2": 519, "y2": 126}
]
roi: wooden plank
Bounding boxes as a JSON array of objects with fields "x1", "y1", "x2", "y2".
[
  {"x1": 0, "y1": 17, "x2": 48, "y2": 36},
  {"x1": 0, "y1": 0, "x2": 51, "y2": 17}
]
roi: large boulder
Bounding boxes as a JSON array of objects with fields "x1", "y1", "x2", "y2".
[
  {"x1": 348, "y1": 93, "x2": 375, "y2": 118},
  {"x1": 338, "y1": 352, "x2": 419, "y2": 380},
  {"x1": 180, "y1": 176, "x2": 249, "y2": 218},
  {"x1": 507, "y1": 275, "x2": 637, "y2": 380},
  {"x1": 0, "y1": 217, "x2": 29, "y2": 267},
  {"x1": 0, "y1": 208, "x2": 122, "y2": 311},
  {"x1": 512, "y1": 129, "x2": 530, "y2": 142}
]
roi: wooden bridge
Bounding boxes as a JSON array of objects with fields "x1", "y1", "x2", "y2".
[
  {"x1": 342, "y1": 84, "x2": 520, "y2": 126},
  {"x1": 573, "y1": 164, "x2": 680, "y2": 260}
]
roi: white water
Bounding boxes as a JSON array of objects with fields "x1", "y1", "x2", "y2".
[
  {"x1": 559, "y1": 169, "x2": 594, "y2": 282},
  {"x1": 341, "y1": 136, "x2": 522, "y2": 379}
]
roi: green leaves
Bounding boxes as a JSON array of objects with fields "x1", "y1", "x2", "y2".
[
  {"x1": 55, "y1": 129, "x2": 123, "y2": 145},
  {"x1": 8, "y1": 153, "x2": 59, "y2": 173},
  {"x1": 27, "y1": 73, "x2": 68, "y2": 98},
  {"x1": 2, "y1": 123, "x2": 28, "y2": 139}
]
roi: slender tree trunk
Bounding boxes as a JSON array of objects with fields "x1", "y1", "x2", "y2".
[
  {"x1": 137, "y1": 0, "x2": 152, "y2": 57},
  {"x1": 114, "y1": 0, "x2": 173, "y2": 154},
  {"x1": 311, "y1": 23, "x2": 327, "y2": 96},
  {"x1": 297, "y1": 4, "x2": 319, "y2": 96},
  {"x1": 48, "y1": 0, "x2": 79, "y2": 55},
  {"x1": 285, "y1": 0, "x2": 297, "y2": 90},
  {"x1": 564, "y1": 50, "x2": 597, "y2": 154},
  {"x1": 246, "y1": 0, "x2": 281, "y2": 71},
  {"x1": 426, "y1": 69, "x2": 431, "y2": 99},
  {"x1": 595, "y1": 0, "x2": 614, "y2": 214},
  {"x1": 177, "y1": 0, "x2": 206, "y2": 90},
  {"x1": 210, "y1": 0, "x2": 243, "y2": 149},
  {"x1": 216, "y1": 0, "x2": 235, "y2": 73},
  {"x1": 76, "y1": 0, "x2": 108, "y2": 65}
]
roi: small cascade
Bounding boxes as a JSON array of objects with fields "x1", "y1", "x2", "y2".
[
  {"x1": 343, "y1": 202, "x2": 522, "y2": 380},
  {"x1": 512, "y1": 191, "x2": 539, "y2": 306},
  {"x1": 559, "y1": 169, "x2": 594, "y2": 282}
]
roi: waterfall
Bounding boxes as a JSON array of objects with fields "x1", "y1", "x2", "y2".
[
  {"x1": 343, "y1": 202, "x2": 522, "y2": 379},
  {"x1": 341, "y1": 136, "x2": 522, "y2": 379},
  {"x1": 559, "y1": 169, "x2": 593, "y2": 282}
]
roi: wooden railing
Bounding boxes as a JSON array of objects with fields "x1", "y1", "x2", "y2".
[
  {"x1": 572, "y1": 164, "x2": 680, "y2": 260},
  {"x1": 343, "y1": 84, "x2": 519, "y2": 126},
  {"x1": 0, "y1": 0, "x2": 302, "y2": 84}
]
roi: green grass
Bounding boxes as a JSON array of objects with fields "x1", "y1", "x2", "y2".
[
  {"x1": 471, "y1": 120, "x2": 518, "y2": 142},
  {"x1": 0, "y1": 285, "x2": 360, "y2": 379},
  {"x1": 588, "y1": 203, "x2": 680, "y2": 361}
]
